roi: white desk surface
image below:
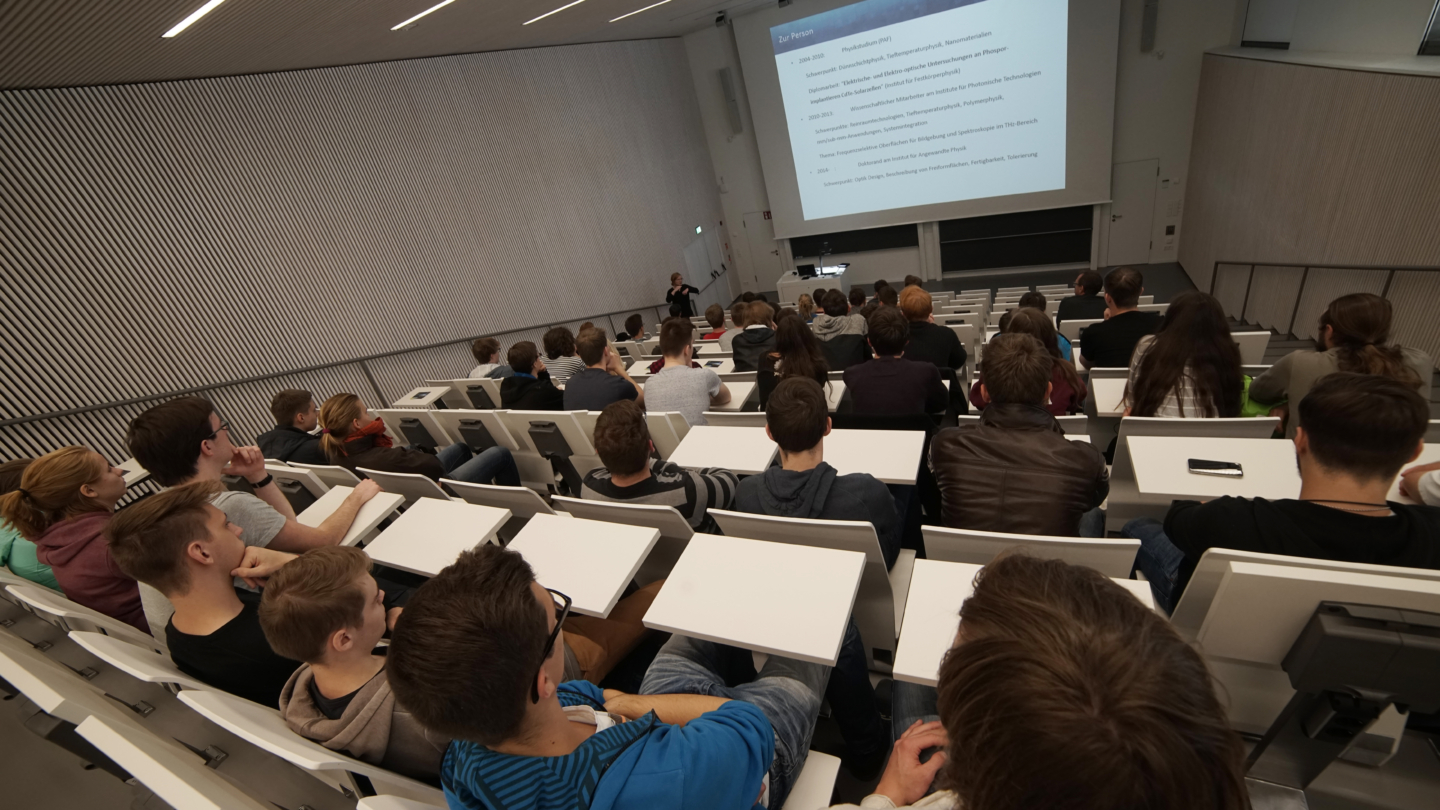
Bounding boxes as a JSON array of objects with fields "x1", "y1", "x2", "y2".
[
  {"x1": 631, "y1": 359, "x2": 736, "y2": 378},
  {"x1": 362, "y1": 499, "x2": 512, "y2": 577},
  {"x1": 506, "y1": 513, "x2": 660, "y2": 618},
  {"x1": 709, "y1": 381, "x2": 757, "y2": 412},
  {"x1": 297, "y1": 486, "x2": 405, "y2": 547},
  {"x1": 394, "y1": 387, "x2": 449, "y2": 409},
  {"x1": 643, "y1": 533, "x2": 865, "y2": 665},
  {"x1": 1128, "y1": 436, "x2": 1301, "y2": 502},
  {"x1": 667, "y1": 426, "x2": 778, "y2": 476},
  {"x1": 826, "y1": 380, "x2": 949, "y2": 412},
  {"x1": 1090, "y1": 377, "x2": 1127, "y2": 417},
  {"x1": 825, "y1": 429, "x2": 926, "y2": 485},
  {"x1": 1393, "y1": 444, "x2": 1440, "y2": 504},
  {"x1": 893, "y1": 559, "x2": 1155, "y2": 686}
]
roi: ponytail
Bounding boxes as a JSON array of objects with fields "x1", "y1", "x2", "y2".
[
  {"x1": 0, "y1": 446, "x2": 108, "y2": 537},
  {"x1": 1344, "y1": 343, "x2": 1423, "y2": 390},
  {"x1": 0, "y1": 490, "x2": 46, "y2": 539},
  {"x1": 318, "y1": 393, "x2": 365, "y2": 462}
]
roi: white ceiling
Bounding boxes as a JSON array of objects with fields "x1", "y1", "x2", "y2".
[{"x1": 0, "y1": 0, "x2": 772, "y2": 89}]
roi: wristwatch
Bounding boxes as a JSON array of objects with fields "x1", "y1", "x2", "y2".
[{"x1": 248, "y1": 473, "x2": 274, "y2": 489}]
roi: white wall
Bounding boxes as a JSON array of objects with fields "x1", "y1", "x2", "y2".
[
  {"x1": 684, "y1": 24, "x2": 774, "y2": 298},
  {"x1": 1244, "y1": 0, "x2": 1435, "y2": 53}
]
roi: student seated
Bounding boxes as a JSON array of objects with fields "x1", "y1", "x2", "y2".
[
  {"x1": 813, "y1": 289, "x2": 871, "y2": 371},
  {"x1": 1076, "y1": 266, "x2": 1161, "y2": 368},
  {"x1": 641, "y1": 320, "x2": 731, "y2": 425},
  {"x1": 469, "y1": 337, "x2": 514, "y2": 379},
  {"x1": 256, "y1": 389, "x2": 328, "y2": 465},
  {"x1": 1250, "y1": 293, "x2": 1432, "y2": 438},
  {"x1": 731, "y1": 300, "x2": 778, "y2": 372},
  {"x1": 614, "y1": 313, "x2": 647, "y2": 343},
  {"x1": 796, "y1": 293, "x2": 817, "y2": 323},
  {"x1": 386, "y1": 545, "x2": 830, "y2": 810},
  {"x1": 847, "y1": 553, "x2": 1248, "y2": 810},
  {"x1": 969, "y1": 308, "x2": 1086, "y2": 416},
  {"x1": 844, "y1": 307, "x2": 947, "y2": 416},
  {"x1": 871, "y1": 279, "x2": 889, "y2": 302},
  {"x1": 107, "y1": 481, "x2": 307, "y2": 705},
  {"x1": 563, "y1": 328, "x2": 645, "y2": 411},
  {"x1": 1016, "y1": 291, "x2": 1072, "y2": 359},
  {"x1": 903, "y1": 274, "x2": 922, "y2": 288},
  {"x1": 260, "y1": 546, "x2": 450, "y2": 779},
  {"x1": 0, "y1": 448, "x2": 142, "y2": 629},
  {"x1": 875, "y1": 286, "x2": 898, "y2": 308},
  {"x1": 739, "y1": 377, "x2": 901, "y2": 565},
  {"x1": 758, "y1": 316, "x2": 830, "y2": 409},
  {"x1": 1057, "y1": 268, "x2": 1108, "y2": 325},
  {"x1": 718, "y1": 302, "x2": 746, "y2": 351},
  {"x1": 931, "y1": 334, "x2": 1108, "y2": 537},
  {"x1": 318, "y1": 394, "x2": 521, "y2": 486},
  {"x1": 129, "y1": 396, "x2": 384, "y2": 555},
  {"x1": 848, "y1": 286, "x2": 868, "y2": 314},
  {"x1": 500, "y1": 341, "x2": 566, "y2": 411},
  {"x1": 541, "y1": 327, "x2": 587, "y2": 387},
  {"x1": 897, "y1": 286, "x2": 967, "y2": 376},
  {"x1": 0, "y1": 460, "x2": 61, "y2": 592},
  {"x1": 700, "y1": 303, "x2": 728, "y2": 340},
  {"x1": 1125, "y1": 372, "x2": 1440, "y2": 613},
  {"x1": 1124, "y1": 291, "x2": 1242, "y2": 418},
  {"x1": 581, "y1": 401, "x2": 737, "y2": 532}
]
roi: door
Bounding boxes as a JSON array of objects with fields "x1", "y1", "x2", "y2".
[
  {"x1": 1106, "y1": 160, "x2": 1158, "y2": 267},
  {"x1": 742, "y1": 211, "x2": 783, "y2": 293}
]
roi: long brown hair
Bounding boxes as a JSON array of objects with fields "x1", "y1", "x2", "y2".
[
  {"x1": 318, "y1": 393, "x2": 366, "y2": 462},
  {"x1": 1319, "y1": 293, "x2": 1422, "y2": 389},
  {"x1": 1006, "y1": 308, "x2": 1084, "y2": 399},
  {"x1": 0, "y1": 447, "x2": 112, "y2": 537},
  {"x1": 1126, "y1": 291, "x2": 1242, "y2": 418},
  {"x1": 936, "y1": 553, "x2": 1249, "y2": 810},
  {"x1": 772, "y1": 315, "x2": 828, "y2": 383}
]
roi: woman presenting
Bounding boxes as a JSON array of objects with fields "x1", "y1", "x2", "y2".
[{"x1": 666, "y1": 272, "x2": 700, "y2": 318}]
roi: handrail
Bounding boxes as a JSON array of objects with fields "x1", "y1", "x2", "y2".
[
  {"x1": 1209, "y1": 260, "x2": 1440, "y2": 334},
  {"x1": 0, "y1": 301, "x2": 671, "y2": 429}
]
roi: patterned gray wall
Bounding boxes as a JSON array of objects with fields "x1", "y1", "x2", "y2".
[{"x1": 0, "y1": 39, "x2": 721, "y2": 460}]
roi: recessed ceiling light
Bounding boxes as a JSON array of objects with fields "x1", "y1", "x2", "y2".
[
  {"x1": 162, "y1": 0, "x2": 229, "y2": 38},
  {"x1": 609, "y1": 0, "x2": 672, "y2": 22},
  {"x1": 392, "y1": 0, "x2": 459, "y2": 30},
  {"x1": 523, "y1": 0, "x2": 588, "y2": 25}
]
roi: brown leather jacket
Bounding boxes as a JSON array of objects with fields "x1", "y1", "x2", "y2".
[{"x1": 928, "y1": 403, "x2": 1109, "y2": 536}]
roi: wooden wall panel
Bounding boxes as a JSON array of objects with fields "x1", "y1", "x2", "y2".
[{"x1": 1181, "y1": 55, "x2": 1440, "y2": 291}]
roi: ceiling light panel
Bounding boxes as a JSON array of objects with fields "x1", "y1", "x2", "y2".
[{"x1": 162, "y1": 0, "x2": 230, "y2": 38}]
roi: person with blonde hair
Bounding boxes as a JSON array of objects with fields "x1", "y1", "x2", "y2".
[
  {"x1": 0, "y1": 446, "x2": 143, "y2": 630},
  {"x1": 666, "y1": 272, "x2": 700, "y2": 318},
  {"x1": 318, "y1": 393, "x2": 519, "y2": 485},
  {"x1": 796, "y1": 293, "x2": 817, "y2": 323}
]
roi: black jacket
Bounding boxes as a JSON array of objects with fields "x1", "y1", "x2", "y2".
[
  {"x1": 731, "y1": 327, "x2": 777, "y2": 372},
  {"x1": 821, "y1": 334, "x2": 872, "y2": 371},
  {"x1": 1056, "y1": 294, "x2": 1108, "y2": 324},
  {"x1": 904, "y1": 321, "x2": 967, "y2": 373},
  {"x1": 500, "y1": 371, "x2": 566, "y2": 411},
  {"x1": 256, "y1": 426, "x2": 328, "y2": 465}
]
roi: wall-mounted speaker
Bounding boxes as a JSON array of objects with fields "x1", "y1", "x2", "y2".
[{"x1": 718, "y1": 67, "x2": 744, "y2": 136}]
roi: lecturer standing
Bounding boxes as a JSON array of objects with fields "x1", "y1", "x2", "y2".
[{"x1": 666, "y1": 273, "x2": 700, "y2": 318}]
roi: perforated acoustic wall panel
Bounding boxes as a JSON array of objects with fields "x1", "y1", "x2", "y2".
[{"x1": 0, "y1": 39, "x2": 719, "y2": 461}]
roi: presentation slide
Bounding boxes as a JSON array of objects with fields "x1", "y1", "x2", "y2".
[{"x1": 770, "y1": 0, "x2": 1068, "y2": 221}]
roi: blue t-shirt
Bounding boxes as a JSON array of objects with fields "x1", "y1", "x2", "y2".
[{"x1": 563, "y1": 368, "x2": 639, "y2": 411}]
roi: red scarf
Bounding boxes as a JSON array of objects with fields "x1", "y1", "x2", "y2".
[{"x1": 345, "y1": 417, "x2": 393, "y2": 450}]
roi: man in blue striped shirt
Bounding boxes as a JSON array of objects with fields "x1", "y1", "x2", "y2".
[{"x1": 387, "y1": 544, "x2": 830, "y2": 810}]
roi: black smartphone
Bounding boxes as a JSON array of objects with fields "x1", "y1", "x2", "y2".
[
  {"x1": 706, "y1": 360, "x2": 723, "y2": 367},
  {"x1": 1188, "y1": 458, "x2": 1243, "y2": 477}
]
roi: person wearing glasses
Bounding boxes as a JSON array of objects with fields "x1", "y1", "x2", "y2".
[{"x1": 388, "y1": 544, "x2": 831, "y2": 810}]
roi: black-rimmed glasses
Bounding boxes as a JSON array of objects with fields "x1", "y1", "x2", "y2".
[
  {"x1": 531, "y1": 588, "x2": 572, "y2": 703},
  {"x1": 206, "y1": 421, "x2": 231, "y2": 441}
]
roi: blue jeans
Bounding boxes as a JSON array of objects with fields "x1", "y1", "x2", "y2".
[
  {"x1": 641, "y1": 635, "x2": 828, "y2": 809},
  {"x1": 437, "y1": 443, "x2": 521, "y2": 487},
  {"x1": 828, "y1": 620, "x2": 890, "y2": 762},
  {"x1": 1078, "y1": 506, "x2": 1106, "y2": 537},
  {"x1": 1123, "y1": 517, "x2": 1186, "y2": 614},
  {"x1": 889, "y1": 680, "x2": 939, "y2": 747}
]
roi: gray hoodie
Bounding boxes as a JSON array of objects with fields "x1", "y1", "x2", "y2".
[
  {"x1": 734, "y1": 461, "x2": 901, "y2": 569},
  {"x1": 279, "y1": 663, "x2": 449, "y2": 781},
  {"x1": 811, "y1": 312, "x2": 868, "y2": 341}
]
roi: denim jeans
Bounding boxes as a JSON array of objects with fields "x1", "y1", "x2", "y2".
[
  {"x1": 641, "y1": 634, "x2": 829, "y2": 809},
  {"x1": 1123, "y1": 517, "x2": 1186, "y2": 614},
  {"x1": 889, "y1": 680, "x2": 939, "y2": 745},
  {"x1": 1077, "y1": 506, "x2": 1106, "y2": 537},
  {"x1": 828, "y1": 620, "x2": 891, "y2": 761},
  {"x1": 436, "y1": 443, "x2": 521, "y2": 487}
]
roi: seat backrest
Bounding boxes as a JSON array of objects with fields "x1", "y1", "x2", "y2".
[
  {"x1": 265, "y1": 463, "x2": 328, "y2": 498},
  {"x1": 374, "y1": 409, "x2": 453, "y2": 450},
  {"x1": 1112, "y1": 416, "x2": 1281, "y2": 483},
  {"x1": 442, "y1": 480, "x2": 556, "y2": 518},
  {"x1": 550, "y1": 495, "x2": 694, "y2": 539},
  {"x1": 177, "y1": 689, "x2": 444, "y2": 804},
  {"x1": 1231, "y1": 331, "x2": 1272, "y2": 365},
  {"x1": 285, "y1": 462, "x2": 362, "y2": 488},
  {"x1": 69, "y1": 630, "x2": 209, "y2": 691},
  {"x1": 6, "y1": 583, "x2": 164, "y2": 652},
  {"x1": 710, "y1": 509, "x2": 885, "y2": 567},
  {"x1": 1059, "y1": 318, "x2": 1102, "y2": 341},
  {"x1": 0, "y1": 627, "x2": 135, "y2": 727},
  {"x1": 645, "y1": 412, "x2": 685, "y2": 459},
  {"x1": 358, "y1": 797, "x2": 447, "y2": 810},
  {"x1": 1054, "y1": 414, "x2": 1088, "y2": 433},
  {"x1": 431, "y1": 409, "x2": 522, "y2": 453},
  {"x1": 1136, "y1": 302, "x2": 1168, "y2": 313},
  {"x1": 703, "y1": 412, "x2": 767, "y2": 427},
  {"x1": 353, "y1": 468, "x2": 452, "y2": 505},
  {"x1": 76, "y1": 715, "x2": 273, "y2": 810},
  {"x1": 501, "y1": 410, "x2": 595, "y2": 456},
  {"x1": 921, "y1": 526, "x2": 1140, "y2": 578}
]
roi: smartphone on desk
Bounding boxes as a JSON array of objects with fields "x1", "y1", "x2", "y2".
[
  {"x1": 705, "y1": 360, "x2": 723, "y2": 368},
  {"x1": 1188, "y1": 459, "x2": 1243, "y2": 477}
]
